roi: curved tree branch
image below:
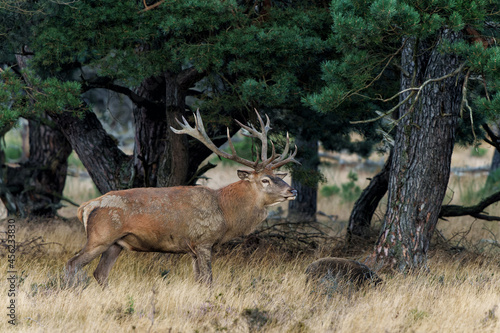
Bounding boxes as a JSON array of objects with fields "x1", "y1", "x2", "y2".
[
  {"x1": 81, "y1": 78, "x2": 162, "y2": 110},
  {"x1": 177, "y1": 67, "x2": 206, "y2": 90},
  {"x1": 440, "y1": 190, "x2": 500, "y2": 221}
]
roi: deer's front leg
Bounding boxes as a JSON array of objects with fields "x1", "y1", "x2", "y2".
[{"x1": 192, "y1": 245, "x2": 213, "y2": 284}]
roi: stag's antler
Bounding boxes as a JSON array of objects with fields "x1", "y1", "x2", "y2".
[{"x1": 170, "y1": 109, "x2": 300, "y2": 171}]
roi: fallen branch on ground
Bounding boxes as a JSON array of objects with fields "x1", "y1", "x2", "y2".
[{"x1": 0, "y1": 233, "x2": 63, "y2": 256}]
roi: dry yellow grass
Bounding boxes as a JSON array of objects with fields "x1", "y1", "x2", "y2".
[{"x1": 1, "y1": 217, "x2": 499, "y2": 333}]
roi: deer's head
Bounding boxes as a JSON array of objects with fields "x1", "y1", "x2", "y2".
[
  {"x1": 170, "y1": 109, "x2": 300, "y2": 205},
  {"x1": 237, "y1": 169, "x2": 297, "y2": 206}
]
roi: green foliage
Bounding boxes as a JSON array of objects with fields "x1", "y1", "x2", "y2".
[
  {"x1": 0, "y1": 67, "x2": 83, "y2": 131},
  {"x1": 320, "y1": 184, "x2": 341, "y2": 197},
  {"x1": 340, "y1": 171, "x2": 362, "y2": 202},
  {"x1": 0, "y1": 68, "x2": 25, "y2": 129},
  {"x1": 125, "y1": 296, "x2": 135, "y2": 315},
  {"x1": 30, "y1": 0, "x2": 244, "y2": 83},
  {"x1": 1, "y1": 141, "x2": 22, "y2": 161},
  {"x1": 320, "y1": 170, "x2": 361, "y2": 202},
  {"x1": 189, "y1": 5, "x2": 333, "y2": 119},
  {"x1": 305, "y1": 0, "x2": 500, "y2": 131},
  {"x1": 471, "y1": 147, "x2": 488, "y2": 157},
  {"x1": 210, "y1": 135, "x2": 256, "y2": 166},
  {"x1": 441, "y1": 40, "x2": 500, "y2": 112}
]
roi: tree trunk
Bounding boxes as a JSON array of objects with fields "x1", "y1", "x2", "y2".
[
  {"x1": 0, "y1": 116, "x2": 72, "y2": 217},
  {"x1": 158, "y1": 71, "x2": 190, "y2": 187},
  {"x1": 52, "y1": 68, "x2": 213, "y2": 193},
  {"x1": 347, "y1": 151, "x2": 392, "y2": 242},
  {"x1": 490, "y1": 149, "x2": 500, "y2": 174},
  {"x1": 158, "y1": 68, "x2": 218, "y2": 187},
  {"x1": 0, "y1": 53, "x2": 73, "y2": 217},
  {"x1": 133, "y1": 75, "x2": 169, "y2": 187},
  {"x1": 288, "y1": 136, "x2": 319, "y2": 222},
  {"x1": 487, "y1": 124, "x2": 500, "y2": 187},
  {"x1": 371, "y1": 30, "x2": 464, "y2": 271},
  {"x1": 49, "y1": 109, "x2": 133, "y2": 194}
]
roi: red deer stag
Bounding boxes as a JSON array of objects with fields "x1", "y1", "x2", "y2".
[{"x1": 66, "y1": 109, "x2": 299, "y2": 286}]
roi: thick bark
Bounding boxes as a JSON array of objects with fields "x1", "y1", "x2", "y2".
[
  {"x1": 133, "y1": 75, "x2": 168, "y2": 187},
  {"x1": 347, "y1": 151, "x2": 392, "y2": 242},
  {"x1": 0, "y1": 53, "x2": 73, "y2": 217},
  {"x1": 0, "y1": 117, "x2": 72, "y2": 217},
  {"x1": 288, "y1": 136, "x2": 319, "y2": 222},
  {"x1": 482, "y1": 124, "x2": 500, "y2": 182},
  {"x1": 372, "y1": 30, "x2": 464, "y2": 271},
  {"x1": 133, "y1": 69, "x2": 213, "y2": 188},
  {"x1": 158, "y1": 71, "x2": 191, "y2": 187},
  {"x1": 52, "y1": 67, "x2": 219, "y2": 193},
  {"x1": 49, "y1": 109, "x2": 133, "y2": 194}
]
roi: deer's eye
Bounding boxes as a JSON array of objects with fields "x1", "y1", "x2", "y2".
[{"x1": 261, "y1": 178, "x2": 270, "y2": 184}]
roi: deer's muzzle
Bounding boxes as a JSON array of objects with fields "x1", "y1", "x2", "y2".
[{"x1": 287, "y1": 189, "x2": 298, "y2": 200}]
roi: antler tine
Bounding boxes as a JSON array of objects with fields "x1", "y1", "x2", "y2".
[
  {"x1": 280, "y1": 132, "x2": 291, "y2": 160},
  {"x1": 235, "y1": 109, "x2": 271, "y2": 162},
  {"x1": 259, "y1": 132, "x2": 290, "y2": 168},
  {"x1": 256, "y1": 110, "x2": 271, "y2": 162},
  {"x1": 171, "y1": 108, "x2": 299, "y2": 171},
  {"x1": 270, "y1": 144, "x2": 300, "y2": 170},
  {"x1": 267, "y1": 132, "x2": 301, "y2": 169},
  {"x1": 170, "y1": 109, "x2": 258, "y2": 169},
  {"x1": 226, "y1": 126, "x2": 260, "y2": 167},
  {"x1": 262, "y1": 112, "x2": 271, "y2": 134},
  {"x1": 170, "y1": 110, "x2": 210, "y2": 145},
  {"x1": 171, "y1": 115, "x2": 196, "y2": 137},
  {"x1": 259, "y1": 140, "x2": 277, "y2": 168}
]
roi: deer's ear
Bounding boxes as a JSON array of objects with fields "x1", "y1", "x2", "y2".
[
  {"x1": 275, "y1": 172, "x2": 287, "y2": 179},
  {"x1": 237, "y1": 170, "x2": 252, "y2": 180}
]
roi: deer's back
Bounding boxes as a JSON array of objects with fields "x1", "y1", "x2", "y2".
[{"x1": 78, "y1": 186, "x2": 228, "y2": 252}]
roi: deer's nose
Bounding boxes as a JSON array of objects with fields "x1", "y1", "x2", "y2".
[{"x1": 290, "y1": 189, "x2": 298, "y2": 197}]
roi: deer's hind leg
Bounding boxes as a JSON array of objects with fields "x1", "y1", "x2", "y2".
[
  {"x1": 66, "y1": 222, "x2": 123, "y2": 286},
  {"x1": 65, "y1": 242, "x2": 111, "y2": 286},
  {"x1": 94, "y1": 243, "x2": 123, "y2": 287}
]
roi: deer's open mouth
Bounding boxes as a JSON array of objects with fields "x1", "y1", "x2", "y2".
[{"x1": 286, "y1": 189, "x2": 298, "y2": 200}]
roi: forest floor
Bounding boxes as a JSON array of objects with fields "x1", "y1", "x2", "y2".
[
  {"x1": 1, "y1": 144, "x2": 499, "y2": 332},
  {"x1": 1, "y1": 217, "x2": 499, "y2": 332}
]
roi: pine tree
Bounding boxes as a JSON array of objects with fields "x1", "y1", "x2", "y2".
[{"x1": 307, "y1": 0, "x2": 500, "y2": 270}]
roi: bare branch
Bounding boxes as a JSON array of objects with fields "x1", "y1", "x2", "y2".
[
  {"x1": 482, "y1": 124, "x2": 500, "y2": 151},
  {"x1": 440, "y1": 190, "x2": 500, "y2": 221},
  {"x1": 351, "y1": 62, "x2": 466, "y2": 125},
  {"x1": 139, "y1": 0, "x2": 164, "y2": 12},
  {"x1": 460, "y1": 68, "x2": 477, "y2": 144},
  {"x1": 344, "y1": 39, "x2": 409, "y2": 103}
]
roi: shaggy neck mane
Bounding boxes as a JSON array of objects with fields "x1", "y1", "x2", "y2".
[{"x1": 217, "y1": 180, "x2": 266, "y2": 230}]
